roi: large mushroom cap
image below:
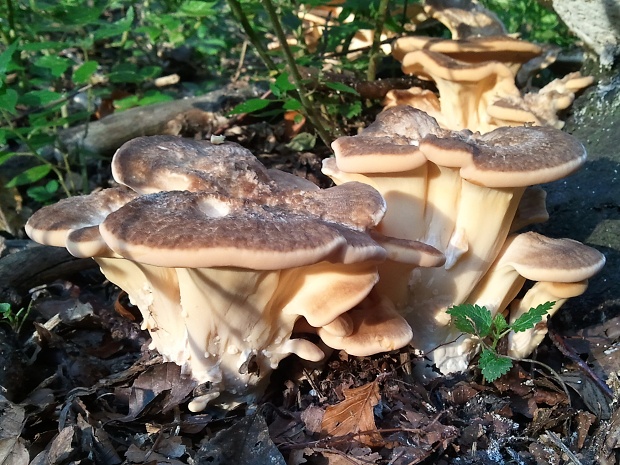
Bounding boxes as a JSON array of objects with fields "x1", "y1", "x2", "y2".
[
  {"x1": 112, "y1": 135, "x2": 274, "y2": 197},
  {"x1": 98, "y1": 182, "x2": 388, "y2": 270},
  {"x1": 420, "y1": 125, "x2": 587, "y2": 187}
]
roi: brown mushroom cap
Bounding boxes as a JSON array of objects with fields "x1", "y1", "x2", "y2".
[
  {"x1": 499, "y1": 232, "x2": 605, "y2": 282},
  {"x1": 419, "y1": 125, "x2": 587, "y2": 187},
  {"x1": 423, "y1": 0, "x2": 507, "y2": 39},
  {"x1": 112, "y1": 135, "x2": 275, "y2": 197},
  {"x1": 99, "y1": 182, "x2": 388, "y2": 270},
  {"x1": 25, "y1": 187, "x2": 137, "y2": 250},
  {"x1": 331, "y1": 106, "x2": 443, "y2": 173}
]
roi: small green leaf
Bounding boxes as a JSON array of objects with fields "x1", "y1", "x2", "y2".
[
  {"x1": 178, "y1": 1, "x2": 217, "y2": 17},
  {"x1": 27, "y1": 180, "x2": 59, "y2": 203},
  {"x1": 492, "y1": 313, "x2": 509, "y2": 335},
  {"x1": 275, "y1": 72, "x2": 296, "y2": 92},
  {"x1": 511, "y1": 301, "x2": 554, "y2": 333},
  {"x1": 446, "y1": 304, "x2": 492, "y2": 338},
  {"x1": 0, "y1": 88, "x2": 18, "y2": 114},
  {"x1": 282, "y1": 98, "x2": 302, "y2": 111},
  {"x1": 228, "y1": 98, "x2": 270, "y2": 115},
  {"x1": 0, "y1": 152, "x2": 17, "y2": 165},
  {"x1": 286, "y1": 132, "x2": 316, "y2": 151},
  {"x1": 0, "y1": 42, "x2": 18, "y2": 77},
  {"x1": 34, "y1": 55, "x2": 72, "y2": 78},
  {"x1": 93, "y1": 6, "x2": 135, "y2": 40},
  {"x1": 19, "y1": 90, "x2": 62, "y2": 106},
  {"x1": 0, "y1": 302, "x2": 10, "y2": 314},
  {"x1": 479, "y1": 349, "x2": 512, "y2": 382},
  {"x1": 325, "y1": 81, "x2": 359, "y2": 95},
  {"x1": 6, "y1": 165, "x2": 52, "y2": 187},
  {"x1": 73, "y1": 60, "x2": 98, "y2": 84},
  {"x1": 137, "y1": 91, "x2": 174, "y2": 106}
]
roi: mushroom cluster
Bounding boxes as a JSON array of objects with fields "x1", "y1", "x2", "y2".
[
  {"x1": 388, "y1": 18, "x2": 593, "y2": 132},
  {"x1": 26, "y1": 135, "x2": 446, "y2": 410},
  {"x1": 323, "y1": 106, "x2": 605, "y2": 374}
]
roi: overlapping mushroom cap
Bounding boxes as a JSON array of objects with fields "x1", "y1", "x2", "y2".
[
  {"x1": 26, "y1": 135, "x2": 445, "y2": 410},
  {"x1": 323, "y1": 106, "x2": 598, "y2": 374}
]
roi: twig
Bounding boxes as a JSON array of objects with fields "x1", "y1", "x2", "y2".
[
  {"x1": 544, "y1": 430, "x2": 584, "y2": 465},
  {"x1": 367, "y1": 0, "x2": 390, "y2": 82},
  {"x1": 226, "y1": 0, "x2": 277, "y2": 72},
  {"x1": 261, "y1": 0, "x2": 333, "y2": 148},
  {"x1": 547, "y1": 319, "x2": 614, "y2": 399},
  {"x1": 232, "y1": 40, "x2": 249, "y2": 82}
]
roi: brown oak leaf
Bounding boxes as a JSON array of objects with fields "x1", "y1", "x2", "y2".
[{"x1": 320, "y1": 381, "x2": 383, "y2": 447}]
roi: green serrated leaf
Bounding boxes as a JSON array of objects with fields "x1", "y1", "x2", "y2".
[
  {"x1": 446, "y1": 303, "x2": 492, "y2": 338},
  {"x1": 325, "y1": 81, "x2": 359, "y2": 95},
  {"x1": 511, "y1": 301, "x2": 555, "y2": 333},
  {"x1": 6, "y1": 165, "x2": 52, "y2": 187},
  {"x1": 73, "y1": 60, "x2": 98, "y2": 84},
  {"x1": 479, "y1": 349, "x2": 512, "y2": 382},
  {"x1": 492, "y1": 313, "x2": 509, "y2": 335},
  {"x1": 228, "y1": 98, "x2": 270, "y2": 115}
]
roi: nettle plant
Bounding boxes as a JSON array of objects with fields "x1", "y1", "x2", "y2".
[
  {"x1": 0, "y1": 0, "x2": 231, "y2": 202},
  {"x1": 446, "y1": 301, "x2": 554, "y2": 382}
]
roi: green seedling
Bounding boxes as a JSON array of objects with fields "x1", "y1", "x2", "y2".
[
  {"x1": 446, "y1": 301, "x2": 555, "y2": 382},
  {"x1": 0, "y1": 301, "x2": 34, "y2": 334}
]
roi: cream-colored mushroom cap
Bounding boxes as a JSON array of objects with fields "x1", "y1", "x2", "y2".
[
  {"x1": 394, "y1": 36, "x2": 542, "y2": 74},
  {"x1": 98, "y1": 182, "x2": 389, "y2": 270},
  {"x1": 419, "y1": 125, "x2": 587, "y2": 187}
]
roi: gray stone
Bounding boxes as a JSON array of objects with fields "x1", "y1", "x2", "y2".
[{"x1": 552, "y1": 0, "x2": 620, "y2": 66}]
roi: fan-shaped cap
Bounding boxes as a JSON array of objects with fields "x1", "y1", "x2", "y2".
[
  {"x1": 98, "y1": 182, "x2": 388, "y2": 269},
  {"x1": 331, "y1": 106, "x2": 443, "y2": 173},
  {"x1": 394, "y1": 36, "x2": 542, "y2": 74},
  {"x1": 420, "y1": 125, "x2": 587, "y2": 187},
  {"x1": 111, "y1": 135, "x2": 274, "y2": 197},
  {"x1": 499, "y1": 232, "x2": 605, "y2": 282},
  {"x1": 25, "y1": 187, "x2": 138, "y2": 253}
]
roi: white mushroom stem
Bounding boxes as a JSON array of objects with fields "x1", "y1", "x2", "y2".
[
  {"x1": 508, "y1": 280, "x2": 589, "y2": 359},
  {"x1": 405, "y1": 183, "x2": 523, "y2": 371},
  {"x1": 96, "y1": 258, "x2": 189, "y2": 366},
  {"x1": 322, "y1": 159, "x2": 430, "y2": 242}
]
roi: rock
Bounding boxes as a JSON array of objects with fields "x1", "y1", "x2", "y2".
[{"x1": 552, "y1": 0, "x2": 620, "y2": 67}]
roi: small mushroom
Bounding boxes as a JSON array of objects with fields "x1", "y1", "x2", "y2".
[
  {"x1": 423, "y1": 0, "x2": 507, "y2": 39},
  {"x1": 393, "y1": 35, "x2": 542, "y2": 75},
  {"x1": 399, "y1": 50, "x2": 520, "y2": 130}
]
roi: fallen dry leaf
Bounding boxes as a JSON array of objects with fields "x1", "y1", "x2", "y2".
[{"x1": 320, "y1": 380, "x2": 383, "y2": 447}]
